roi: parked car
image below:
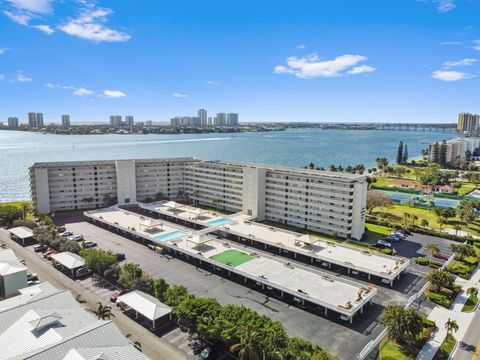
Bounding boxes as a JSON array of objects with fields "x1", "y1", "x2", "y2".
[
  {"x1": 433, "y1": 252, "x2": 449, "y2": 260},
  {"x1": 68, "y1": 234, "x2": 84, "y2": 242},
  {"x1": 57, "y1": 226, "x2": 66, "y2": 233},
  {"x1": 376, "y1": 240, "x2": 392, "y2": 249},
  {"x1": 383, "y1": 235, "x2": 401, "y2": 243},
  {"x1": 59, "y1": 231, "x2": 73, "y2": 237},
  {"x1": 34, "y1": 244, "x2": 48, "y2": 253},
  {"x1": 27, "y1": 272, "x2": 38, "y2": 281},
  {"x1": 82, "y1": 241, "x2": 97, "y2": 248},
  {"x1": 392, "y1": 231, "x2": 406, "y2": 239},
  {"x1": 110, "y1": 288, "x2": 129, "y2": 302},
  {"x1": 43, "y1": 250, "x2": 57, "y2": 260},
  {"x1": 115, "y1": 252, "x2": 126, "y2": 261},
  {"x1": 396, "y1": 228, "x2": 411, "y2": 236},
  {"x1": 75, "y1": 267, "x2": 92, "y2": 278}
]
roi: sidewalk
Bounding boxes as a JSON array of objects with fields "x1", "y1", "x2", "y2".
[{"x1": 415, "y1": 264, "x2": 480, "y2": 360}]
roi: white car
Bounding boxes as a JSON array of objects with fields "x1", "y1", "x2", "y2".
[
  {"x1": 59, "y1": 231, "x2": 73, "y2": 237},
  {"x1": 68, "y1": 234, "x2": 84, "y2": 242}
]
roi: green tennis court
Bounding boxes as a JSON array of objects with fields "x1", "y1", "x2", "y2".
[{"x1": 210, "y1": 249, "x2": 255, "y2": 267}]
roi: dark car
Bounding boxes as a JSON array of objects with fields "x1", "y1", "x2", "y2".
[
  {"x1": 34, "y1": 244, "x2": 48, "y2": 252},
  {"x1": 75, "y1": 267, "x2": 92, "y2": 278},
  {"x1": 57, "y1": 226, "x2": 66, "y2": 233},
  {"x1": 383, "y1": 236, "x2": 401, "y2": 243},
  {"x1": 115, "y1": 253, "x2": 126, "y2": 261}
]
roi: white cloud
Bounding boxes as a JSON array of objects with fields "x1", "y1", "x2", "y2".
[
  {"x1": 7, "y1": 0, "x2": 52, "y2": 14},
  {"x1": 431, "y1": 70, "x2": 475, "y2": 81},
  {"x1": 0, "y1": 74, "x2": 5, "y2": 80},
  {"x1": 274, "y1": 53, "x2": 374, "y2": 78},
  {"x1": 206, "y1": 80, "x2": 220, "y2": 86},
  {"x1": 3, "y1": 10, "x2": 30, "y2": 25},
  {"x1": 443, "y1": 58, "x2": 477, "y2": 68},
  {"x1": 440, "y1": 41, "x2": 462, "y2": 46},
  {"x1": 434, "y1": 0, "x2": 456, "y2": 12},
  {"x1": 0, "y1": 48, "x2": 8, "y2": 54},
  {"x1": 44, "y1": 82, "x2": 59, "y2": 88},
  {"x1": 74, "y1": 87, "x2": 94, "y2": 96},
  {"x1": 474, "y1": 40, "x2": 480, "y2": 51},
  {"x1": 103, "y1": 90, "x2": 126, "y2": 98},
  {"x1": 347, "y1": 65, "x2": 376, "y2": 74},
  {"x1": 173, "y1": 92, "x2": 189, "y2": 98},
  {"x1": 58, "y1": 7, "x2": 131, "y2": 43},
  {"x1": 33, "y1": 24, "x2": 54, "y2": 34},
  {"x1": 296, "y1": 44, "x2": 306, "y2": 49},
  {"x1": 15, "y1": 72, "x2": 32, "y2": 82}
]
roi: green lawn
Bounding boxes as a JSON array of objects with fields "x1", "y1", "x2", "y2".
[
  {"x1": 0, "y1": 201, "x2": 34, "y2": 220},
  {"x1": 432, "y1": 333, "x2": 456, "y2": 360},
  {"x1": 365, "y1": 223, "x2": 392, "y2": 243},
  {"x1": 374, "y1": 177, "x2": 397, "y2": 188},
  {"x1": 210, "y1": 249, "x2": 256, "y2": 267},
  {"x1": 379, "y1": 338, "x2": 412, "y2": 360},
  {"x1": 462, "y1": 293, "x2": 478, "y2": 312},
  {"x1": 454, "y1": 182, "x2": 477, "y2": 196}
]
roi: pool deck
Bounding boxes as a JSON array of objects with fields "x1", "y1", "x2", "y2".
[
  {"x1": 222, "y1": 220, "x2": 409, "y2": 282},
  {"x1": 84, "y1": 207, "x2": 377, "y2": 320}
]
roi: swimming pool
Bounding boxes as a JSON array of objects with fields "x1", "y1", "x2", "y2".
[
  {"x1": 207, "y1": 218, "x2": 232, "y2": 226},
  {"x1": 434, "y1": 199, "x2": 459, "y2": 208},
  {"x1": 154, "y1": 231, "x2": 185, "y2": 242}
]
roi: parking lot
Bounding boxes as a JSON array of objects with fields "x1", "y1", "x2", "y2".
[{"x1": 49, "y1": 212, "x2": 433, "y2": 360}]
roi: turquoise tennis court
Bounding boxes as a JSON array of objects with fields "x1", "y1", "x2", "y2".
[
  {"x1": 207, "y1": 218, "x2": 232, "y2": 226},
  {"x1": 154, "y1": 230, "x2": 185, "y2": 242}
]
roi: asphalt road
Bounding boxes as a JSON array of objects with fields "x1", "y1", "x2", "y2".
[
  {"x1": 61, "y1": 214, "x2": 428, "y2": 360},
  {"x1": 454, "y1": 308, "x2": 480, "y2": 360},
  {"x1": 0, "y1": 228, "x2": 190, "y2": 360}
]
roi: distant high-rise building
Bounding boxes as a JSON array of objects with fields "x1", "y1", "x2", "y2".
[
  {"x1": 227, "y1": 113, "x2": 239, "y2": 125},
  {"x1": 170, "y1": 116, "x2": 201, "y2": 126},
  {"x1": 125, "y1": 115, "x2": 134, "y2": 127},
  {"x1": 198, "y1": 109, "x2": 207, "y2": 126},
  {"x1": 207, "y1": 117, "x2": 213, "y2": 126},
  {"x1": 215, "y1": 113, "x2": 227, "y2": 126},
  {"x1": 28, "y1": 112, "x2": 37, "y2": 128},
  {"x1": 145, "y1": 120, "x2": 153, "y2": 126},
  {"x1": 36, "y1": 113, "x2": 44, "y2": 127},
  {"x1": 7, "y1": 116, "x2": 19, "y2": 128},
  {"x1": 110, "y1": 115, "x2": 122, "y2": 127},
  {"x1": 61, "y1": 115, "x2": 70, "y2": 128},
  {"x1": 457, "y1": 112, "x2": 480, "y2": 133}
]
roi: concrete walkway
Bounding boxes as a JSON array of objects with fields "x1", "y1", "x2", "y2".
[
  {"x1": 0, "y1": 229, "x2": 190, "y2": 360},
  {"x1": 415, "y1": 264, "x2": 480, "y2": 360}
]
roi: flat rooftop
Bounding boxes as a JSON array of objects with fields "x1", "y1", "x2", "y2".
[
  {"x1": 86, "y1": 207, "x2": 191, "y2": 241},
  {"x1": 140, "y1": 201, "x2": 244, "y2": 226},
  {"x1": 224, "y1": 220, "x2": 409, "y2": 280},
  {"x1": 85, "y1": 208, "x2": 377, "y2": 317}
]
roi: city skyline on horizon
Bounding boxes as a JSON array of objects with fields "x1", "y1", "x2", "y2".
[{"x1": 1, "y1": 0, "x2": 480, "y2": 124}]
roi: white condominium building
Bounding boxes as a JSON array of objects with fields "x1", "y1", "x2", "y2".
[{"x1": 30, "y1": 158, "x2": 367, "y2": 239}]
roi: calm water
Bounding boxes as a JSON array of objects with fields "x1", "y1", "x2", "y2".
[{"x1": 0, "y1": 129, "x2": 455, "y2": 202}]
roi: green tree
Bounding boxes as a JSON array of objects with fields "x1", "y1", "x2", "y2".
[
  {"x1": 425, "y1": 243, "x2": 439, "y2": 262},
  {"x1": 467, "y1": 287, "x2": 478, "y2": 298},
  {"x1": 449, "y1": 243, "x2": 477, "y2": 261},
  {"x1": 382, "y1": 305, "x2": 423, "y2": 345},
  {"x1": 230, "y1": 325, "x2": 265, "y2": 360},
  {"x1": 421, "y1": 219, "x2": 429, "y2": 229},
  {"x1": 366, "y1": 190, "x2": 392, "y2": 214},
  {"x1": 426, "y1": 269, "x2": 455, "y2": 292},
  {"x1": 376, "y1": 157, "x2": 389, "y2": 171},
  {"x1": 151, "y1": 278, "x2": 169, "y2": 302},
  {"x1": 0, "y1": 205, "x2": 23, "y2": 224},
  {"x1": 118, "y1": 263, "x2": 143, "y2": 290},
  {"x1": 458, "y1": 200, "x2": 474, "y2": 229},
  {"x1": 80, "y1": 249, "x2": 119, "y2": 275},
  {"x1": 396, "y1": 141, "x2": 404, "y2": 164},
  {"x1": 164, "y1": 285, "x2": 190, "y2": 308},
  {"x1": 432, "y1": 142, "x2": 440, "y2": 164},
  {"x1": 174, "y1": 296, "x2": 222, "y2": 335},
  {"x1": 93, "y1": 302, "x2": 115, "y2": 320},
  {"x1": 439, "y1": 141, "x2": 447, "y2": 167},
  {"x1": 444, "y1": 318, "x2": 459, "y2": 336}
]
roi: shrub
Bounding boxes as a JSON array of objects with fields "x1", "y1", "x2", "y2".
[
  {"x1": 12, "y1": 219, "x2": 38, "y2": 229},
  {"x1": 415, "y1": 257, "x2": 430, "y2": 266}
]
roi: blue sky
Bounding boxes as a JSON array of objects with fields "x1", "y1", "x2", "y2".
[{"x1": 1, "y1": 0, "x2": 480, "y2": 124}]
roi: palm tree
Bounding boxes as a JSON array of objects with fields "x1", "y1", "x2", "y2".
[
  {"x1": 403, "y1": 213, "x2": 411, "y2": 227},
  {"x1": 438, "y1": 217, "x2": 446, "y2": 231},
  {"x1": 453, "y1": 224, "x2": 462, "y2": 236},
  {"x1": 421, "y1": 219, "x2": 429, "y2": 229},
  {"x1": 425, "y1": 243, "x2": 439, "y2": 262},
  {"x1": 444, "y1": 318, "x2": 459, "y2": 336},
  {"x1": 230, "y1": 326, "x2": 264, "y2": 360},
  {"x1": 411, "y1": 214, "x2": 419, "y2": 226},
  {"x1": 21, "y1": 202, "x2": 31, "y2": 220},
  {"x1": 93, "y1": 302, "x2": 115, "y2": 320}
]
